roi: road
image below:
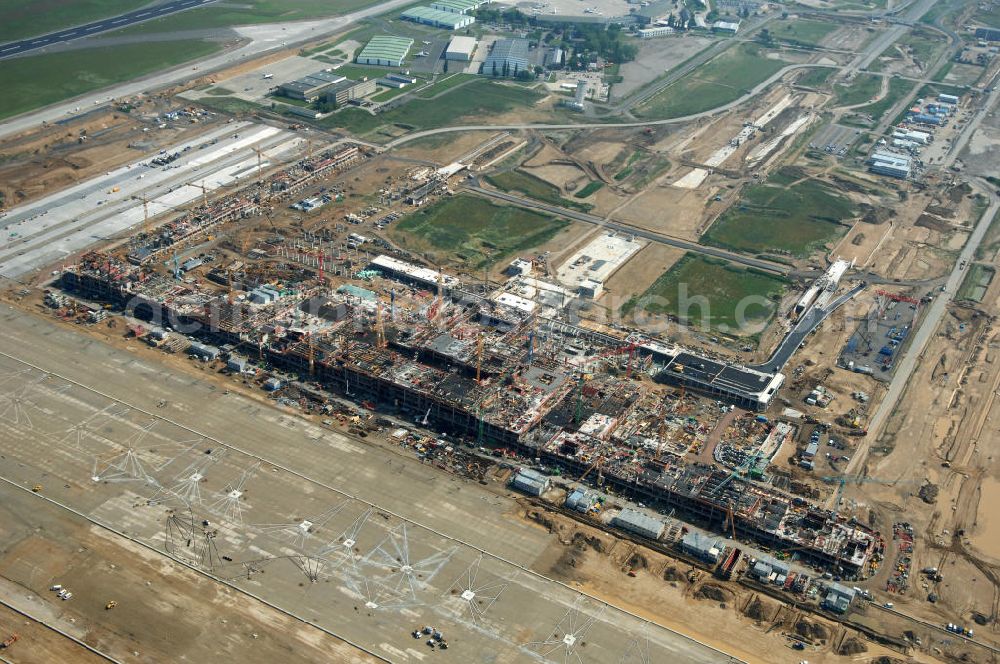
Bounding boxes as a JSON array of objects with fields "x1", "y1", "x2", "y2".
[
  {"x1": 841, "y1": 83, "x2": 1000, "y2": 484},
  {"x1": 0, "y1": 0, "x2": 417, "y2": 141},
  {"x1": 465, "y1": 184, "x2": 792, "y2": 275},
  {"x1": 0, "y1": 0, "x2": 217, "y2": 60},
  {"x1": 750, "y1": 283, "x2": 866, "y2": 373},
  {"x1": 386, "y1": 63, "x2": 841, "y2": 148},
  {"x1": 840, "y1": 0, "x2": 940, "y2": 77}
]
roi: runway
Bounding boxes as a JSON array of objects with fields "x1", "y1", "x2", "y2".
[
  {"x1": 0, "y1": 0, "x2": 217, "y2": 60},
  {"x1": 0, "y1": 121, "x2": 303, "y2": 279}
]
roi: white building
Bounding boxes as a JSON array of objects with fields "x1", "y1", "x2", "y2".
[
  {"x1": 445, "y1": 36, "x2": 478, "y2": 61},
  {"x1": 638, "y1": 26, "x2": 674, "y2": 38}
]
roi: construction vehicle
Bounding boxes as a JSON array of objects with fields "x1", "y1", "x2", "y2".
[
  {"x1": 1, "y1": 634, "x2": 19, "y2": 649},
  {"x1": 32, "y1": 484, "x2": 42, "y2": 492},
  {"x1": 105, "y1": 600, "x2": 118, "y2": 610}
]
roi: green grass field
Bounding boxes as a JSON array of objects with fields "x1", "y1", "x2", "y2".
[
  {"x1": 703, "y1": 179, "x2": 855, "y2": 257},
  {"x1": 574, "y1": 181, "x2": 604, "y2": 198},
  {"x1": 772, "y1": 19, "x2": 839, "y2": 47},
  {"x1": 0, "y1": 0, "x2": 150, "y2": 42},
  {"x1": 413, "y1": 73, "x2": 477, "y2": 99},
  {"x1": 486, "y1": 170, "x2": 593, "y2": 212},
  {"x1": 0, "y1": 40, "x2": 222, "y2": 120},
  {"x1": 111, "y1": 0, "x2": 385, "y2": 35},
  {"x1": 833, "y1": 74, "x2": 882, "y2": 107},
  {"x1": 635, "y1": 44, "x2": 789, "y2": 120},
  {"x1": 390, "y1": 194, "x2": 568, "y2": 268},
  {"x1": 322, "y1": 79, "x2": 543, "y2": 138},
  {"x1": 622, "y1": 254, "x2": 787, "y2": 332},
  {"x1": 957, "y1": 264, "x2": 995, "y2": 302},
  {"x1": 853, "y1": 77, "x2": 912, "y2": 122},
  {"x1": 796, "y1": 67, "x2": 835, "y2": 89}
]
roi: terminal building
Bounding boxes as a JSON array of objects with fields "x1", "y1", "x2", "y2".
[
  {"x1": 355, "y1": 35, "x2": 414, "y2": 67},
  {"x1": 401, "y1": 6, "x2": 476, "y2": 29},
  {"x1": 324, "y1": 78, "x2": 377, "y2": 107},
  {"x1": 278, "y1": 70, "x2": 345, "y2": 102},
  {"x1": 482, "y1": 38, "x2": 531, "y2": 76}
]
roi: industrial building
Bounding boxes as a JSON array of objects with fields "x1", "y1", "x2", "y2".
[
  {"x1": 612, "y1": 509, "x2": 666, "y2": 540},
  {"x1": 680, "y1": 531, "x2": 722, "y2": 562},
  {"x1": 821, "y1": 583, "x2": 857, "y2": 613},
  {"x1": 638, "y1": 26, "x2": 674, "y2": 38},
  {"x1": 482, "y1": 38, "x2": 531, "y2": 77},
  {"x1": 445, "y1": 35, "x2": 478, "y2": 61},
  {"x1": 511, "y1": 468, "x2": 550, "y2": 495},
  {"x1": 561, "y1": 80, "x2": 588, "y2": 112},
  {"x1": 712, "y1": 20, "x2": 741, "y2": 33},
  {"x1": 401, "y1": 6, "x2": 476, "y2": 29},
  {"x1": 278, "y1": 70, "x2": 345, "y2": 102},
  {"x1": 975, "y1": 27, "x2": 1000, "y2": 42},
  {"x1": 868, "y1": 151, "x2": 911, "y2": 179},
  {"x1": 355, "y1": 35, "x2": 414, "y2": 67},
  {"x1": 324, "y1": 78, "x2": 377, "y2": 107},
  {"x1": 429, "y1": 0, "x2": 489, "y2": 13}
]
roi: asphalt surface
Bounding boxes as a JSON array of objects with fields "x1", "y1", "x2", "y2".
[
  {"x1": 0, "y1": 0, "x2": 217, "y2": 60},
  {"x1": 750, "y1": 283, "x2": 866, "y2": 373},
  {"x1": 465, "y1": 184, "x2": 792, "y2": 275}
]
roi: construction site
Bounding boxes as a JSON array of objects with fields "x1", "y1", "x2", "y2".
[{"x1": 4, "y1": 0, "x2": 1000, "y2": 661}]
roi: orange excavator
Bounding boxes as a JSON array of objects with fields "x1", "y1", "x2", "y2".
[{"x1": 2, "y1": 633, "x2": 20, "y2": 649}]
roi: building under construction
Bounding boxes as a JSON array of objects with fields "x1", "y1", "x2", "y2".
[{"x1": 59, "y1": 249, "x2": 876, "y2": 575}]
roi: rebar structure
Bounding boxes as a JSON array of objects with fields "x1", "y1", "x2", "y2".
[
  {"x1": 255, "y1": 502, "x2": 349, "y2": 550},
  {"x1": 523, "y1": 597, "x2": 607, "y2": 664},
  {"x1": 317, "y1": 506, "x2": 374, "y2": 578},
  {"x1": 207, "y1": 461, "x2": 260, "y2": 527},
  {"x1": 164, "y1": 508, "x2": 225, "y2": 572},
  {"x1": 443, "y1": 553, "x2": 509, "y2": 625},
  {"x1": 361, "y1": 522, "x2": 457, "y2": 604},
  {"x1": 90, "y1": 420, "x2": 161, "y2": 485},
  {"x1": 146, "y1": 450, "x2": 227, "y2": 508}
]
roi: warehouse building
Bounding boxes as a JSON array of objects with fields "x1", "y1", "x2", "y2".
[
  {"x1": 279, "y1": 70, "x2": 346, "y2": 102},
  {"x1": 975, "y1": 27, "x2": 1000, "y2": 42},
  {"x1": 712, "y1": 20, "x2": 741, "y2": 33},
  {"x1": 511, "y1": 468, "x2": 549, "y2": 496},
  {"x1": 325, "y1": 78, "x2": 377, "y2": 107},
  {"x1": 638, "y1": 26, "x2": 674, "y2": 38},
  {"x1": 680, "y1": 531, "x2": 722, "y2": 563},
  {"x1": 356, "y1": 35, "x2": 414, "y2": 67},
  {"x1": 868, "y1": 151, "x2": 911, "y2": 179},
  {"x1": 430, "y1": 0, "x2": 489, "y2": 13},
  {"x1": 401, "y1": 6, "x2": 475, "y2": 29},
  {"x1": 445, "y1": 35, "x2": 478, "y2": 61},
  {"x1": 482, "y1": 38, "x2": 531, "y2": 77},
  {"x1": 612, "y1": 509, "x2": 665, "y2": 540}
]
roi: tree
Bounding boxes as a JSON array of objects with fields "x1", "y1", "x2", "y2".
[
  {"x1": 443, "y1": 59, "x2": 449, "y2": 73},
  {"x1": 502, "y1": 60, "x2": 509, "y2": 77},
  {"x1": 492, "y1": 61, "x2": 498, "y2": 76}
]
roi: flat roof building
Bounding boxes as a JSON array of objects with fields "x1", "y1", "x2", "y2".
[
  {"x1": 401, "y1": 6, "x2": 475, "y2": 29},
  {"x1": 712, "y1": 20, "x2": 741, "y2": 33},
  {"x1": 445, "y1": 35, "x2": 478, "y2": 61},
  {"x1": 868, "y1": 151, "x2": 911, "y2": 179},
  {"x1": 356, "y1": 35, "x2": 414, "y2": 67},
  {"x1": 483, "y1": 38, "x2": 530, "y2": 77},
  {"x1": 278, "y1": 70, "x2": 345, "y2": 102},
  {"x1": 325, "y1": 78, "x2": 377, "y2": 107},
  {"x1": 511, "y1": 468, "x2": 549, "y2": 495},
  {"x1": 612, "y1": 509, "x2": 665, "y2": 540},
  {"x1": 430, "y1": 0, "x2": 488, "y2": 13}
]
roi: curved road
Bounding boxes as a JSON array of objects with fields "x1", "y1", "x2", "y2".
[
  {"x1": 0, "y1": 0, "x2": 217, "y2": 60},
  {"x1": 385, "y1": 63, "x2": 840, "y2": 148}
]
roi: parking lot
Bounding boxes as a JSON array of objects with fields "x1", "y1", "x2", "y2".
[{"x1": 809, "y1": 123, "x2": 861, "y2": 157}]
